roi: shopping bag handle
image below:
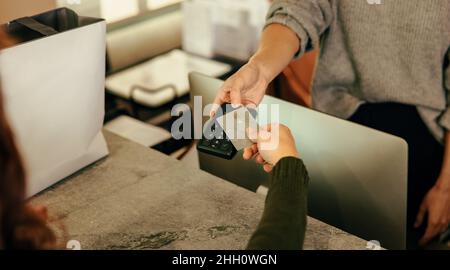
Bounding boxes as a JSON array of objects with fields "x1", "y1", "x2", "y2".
[{"x1": 13, "y1": 17, "x2": 58, "y2": 36}]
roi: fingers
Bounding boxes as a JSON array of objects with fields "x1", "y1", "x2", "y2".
[
  {"x1": 254, "y1": 154, "x2": 273, "y2": 173},
  {"x1": 418, "y1": 214, "x2": 449, "y2": 246},
  {"x1": 211, "y1": 90, "x2": 228, "y2": 118},
  {"x1": 229, "y1": 87, "x2": 242, "y2": 108},
  {"x1": 419, "y1": 228, "x2": 434, "y2": 247},
  {"x1": 213, "y1": 79, "x2": 243, "y2": 103},
  {"x1": 438, "y1": 223, "x2": 448, "y2": 234},
  {"x1": 228, "y1": 78, "x2": 244, "y2": 106},
  {"x1": 243, "y1": 144, "x2": 258, "y2": 160},
  {"x1": 242, "y1": 147, "x2": 272, "y2": 173},
  {"x1": 210, "y1": 82, "x2": 244, "y2": 117},
  {"x1": 414, "y1": 203, "x2": 427, "y2": 228},
  {"x1": 247, "y1": 127, "x2": 258, "y2": 143},
  {"x1": 263, "y1": 164, "x2": 274, "y2": 173},
  {"x1": 210, "y1": 103, "x2": 220, "y2": 118},
  {"x1": 243, "y1": 147, "x2": 253, "y2": 160},
  {"x1": 251, "y1": 143, "x2": 258, "y2": 154},
  {"x1": 419, "y1": 221, "x2": 440, "y2": 246},
  {"x1": 245, "y1": 102, "x2": 257, "y2": 110},
  {"x1": 255, "y1": 154, "x2": 266, "y2": 165}
]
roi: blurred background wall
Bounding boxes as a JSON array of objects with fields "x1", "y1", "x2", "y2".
[{"x1": 0, "y1": 0, "x2": 56, "y2": 24}]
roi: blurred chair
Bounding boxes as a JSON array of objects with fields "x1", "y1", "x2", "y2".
[
  {"x1": 107, "y1": 10, "x2": 182, "y2": 72},
  {"x1": 268, "y1": 50, "x2": 317, "y2": 107}
]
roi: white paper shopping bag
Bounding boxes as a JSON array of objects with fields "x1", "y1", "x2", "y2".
[{"x1": 0, "y1": 8, "x2": 109, "y2": 196}]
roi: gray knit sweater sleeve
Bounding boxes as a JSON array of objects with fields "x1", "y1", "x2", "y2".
[
  {"x1": 439, "y1": 51, "x2": 450, "y2": 131},
  {"x1": 265, "y1": 0, "x2": 334, "y2": 57}
]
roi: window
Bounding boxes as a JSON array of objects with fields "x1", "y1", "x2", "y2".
[
  {"x1": 57, "y1": 0, "x2": 183, "y2": 24},
  {"x1": 147, "y1": 0, "x2": 181, "y2": 10}
]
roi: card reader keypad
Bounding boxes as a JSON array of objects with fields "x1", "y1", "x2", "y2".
[
  {"x1": 197, "y1": 121, "x2": 236, "y2": 160},
  {"x1": 197, "y1": 104, "x2": 257, "y2": 160}
]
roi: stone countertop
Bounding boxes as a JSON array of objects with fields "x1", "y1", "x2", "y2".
[{"x1": 31, "y1": 131, "x2": 368, "y2": 250}]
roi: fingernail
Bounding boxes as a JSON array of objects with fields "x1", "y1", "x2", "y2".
[{"x1": 231, "y1": 103, "x2": 241, "y2": 108}]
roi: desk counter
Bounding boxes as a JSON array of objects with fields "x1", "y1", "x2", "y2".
[{"x1": 32, "y1": 131, "x2": 367, "y2": 250}]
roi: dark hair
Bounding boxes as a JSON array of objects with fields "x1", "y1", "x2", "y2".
[{"x1": 0, "y1": 29, "x2": 56, "y2": 250}]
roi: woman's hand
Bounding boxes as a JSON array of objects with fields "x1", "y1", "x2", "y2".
[
  {"x1": 416, "y1": 132, "x2": 450, "y2": 246},
  {"x1": 211, "y1": 60, "x2": 269, "y2": 117},
  {"x1": 415, "y1": 180, "x2": 450, "y2": 246},
  {"x1": 243, "y1": 124, "x2": 300, "y2": 173},
  {"x1": 210, "y1": 24, "x2": 301, "y2": 117}
]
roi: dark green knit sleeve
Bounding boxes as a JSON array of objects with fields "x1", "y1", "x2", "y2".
[{"x1": 246, "y1": 157, "x2": 310, "y2": 250}]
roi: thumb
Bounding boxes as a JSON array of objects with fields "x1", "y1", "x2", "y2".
[
  {"x1": 247, "y1": 127, "x2": 271, "y2": 143},
  {"x1": 247, "y1": 127, "x2": 258, "y2": 143},
  {"x1": 258, "y1": 129, "x2": 272, "y2": 142}
]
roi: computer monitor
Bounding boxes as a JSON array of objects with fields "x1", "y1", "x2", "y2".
[{"x1": 189, "y1": 72, "x2": 408, "y2": 250}]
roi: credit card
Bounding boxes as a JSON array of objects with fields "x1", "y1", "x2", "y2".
[{"x1": 216, "y1": 106, "x2": 259, "y2": 151}]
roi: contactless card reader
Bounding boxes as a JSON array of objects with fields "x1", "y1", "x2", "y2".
[{"x1": 197, "y1": 104, "x2": 257, "y2": 160}]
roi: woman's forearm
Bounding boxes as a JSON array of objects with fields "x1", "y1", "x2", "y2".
[{"x1": 250, "y1": 23, "x2": 301, "y2": 84}]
